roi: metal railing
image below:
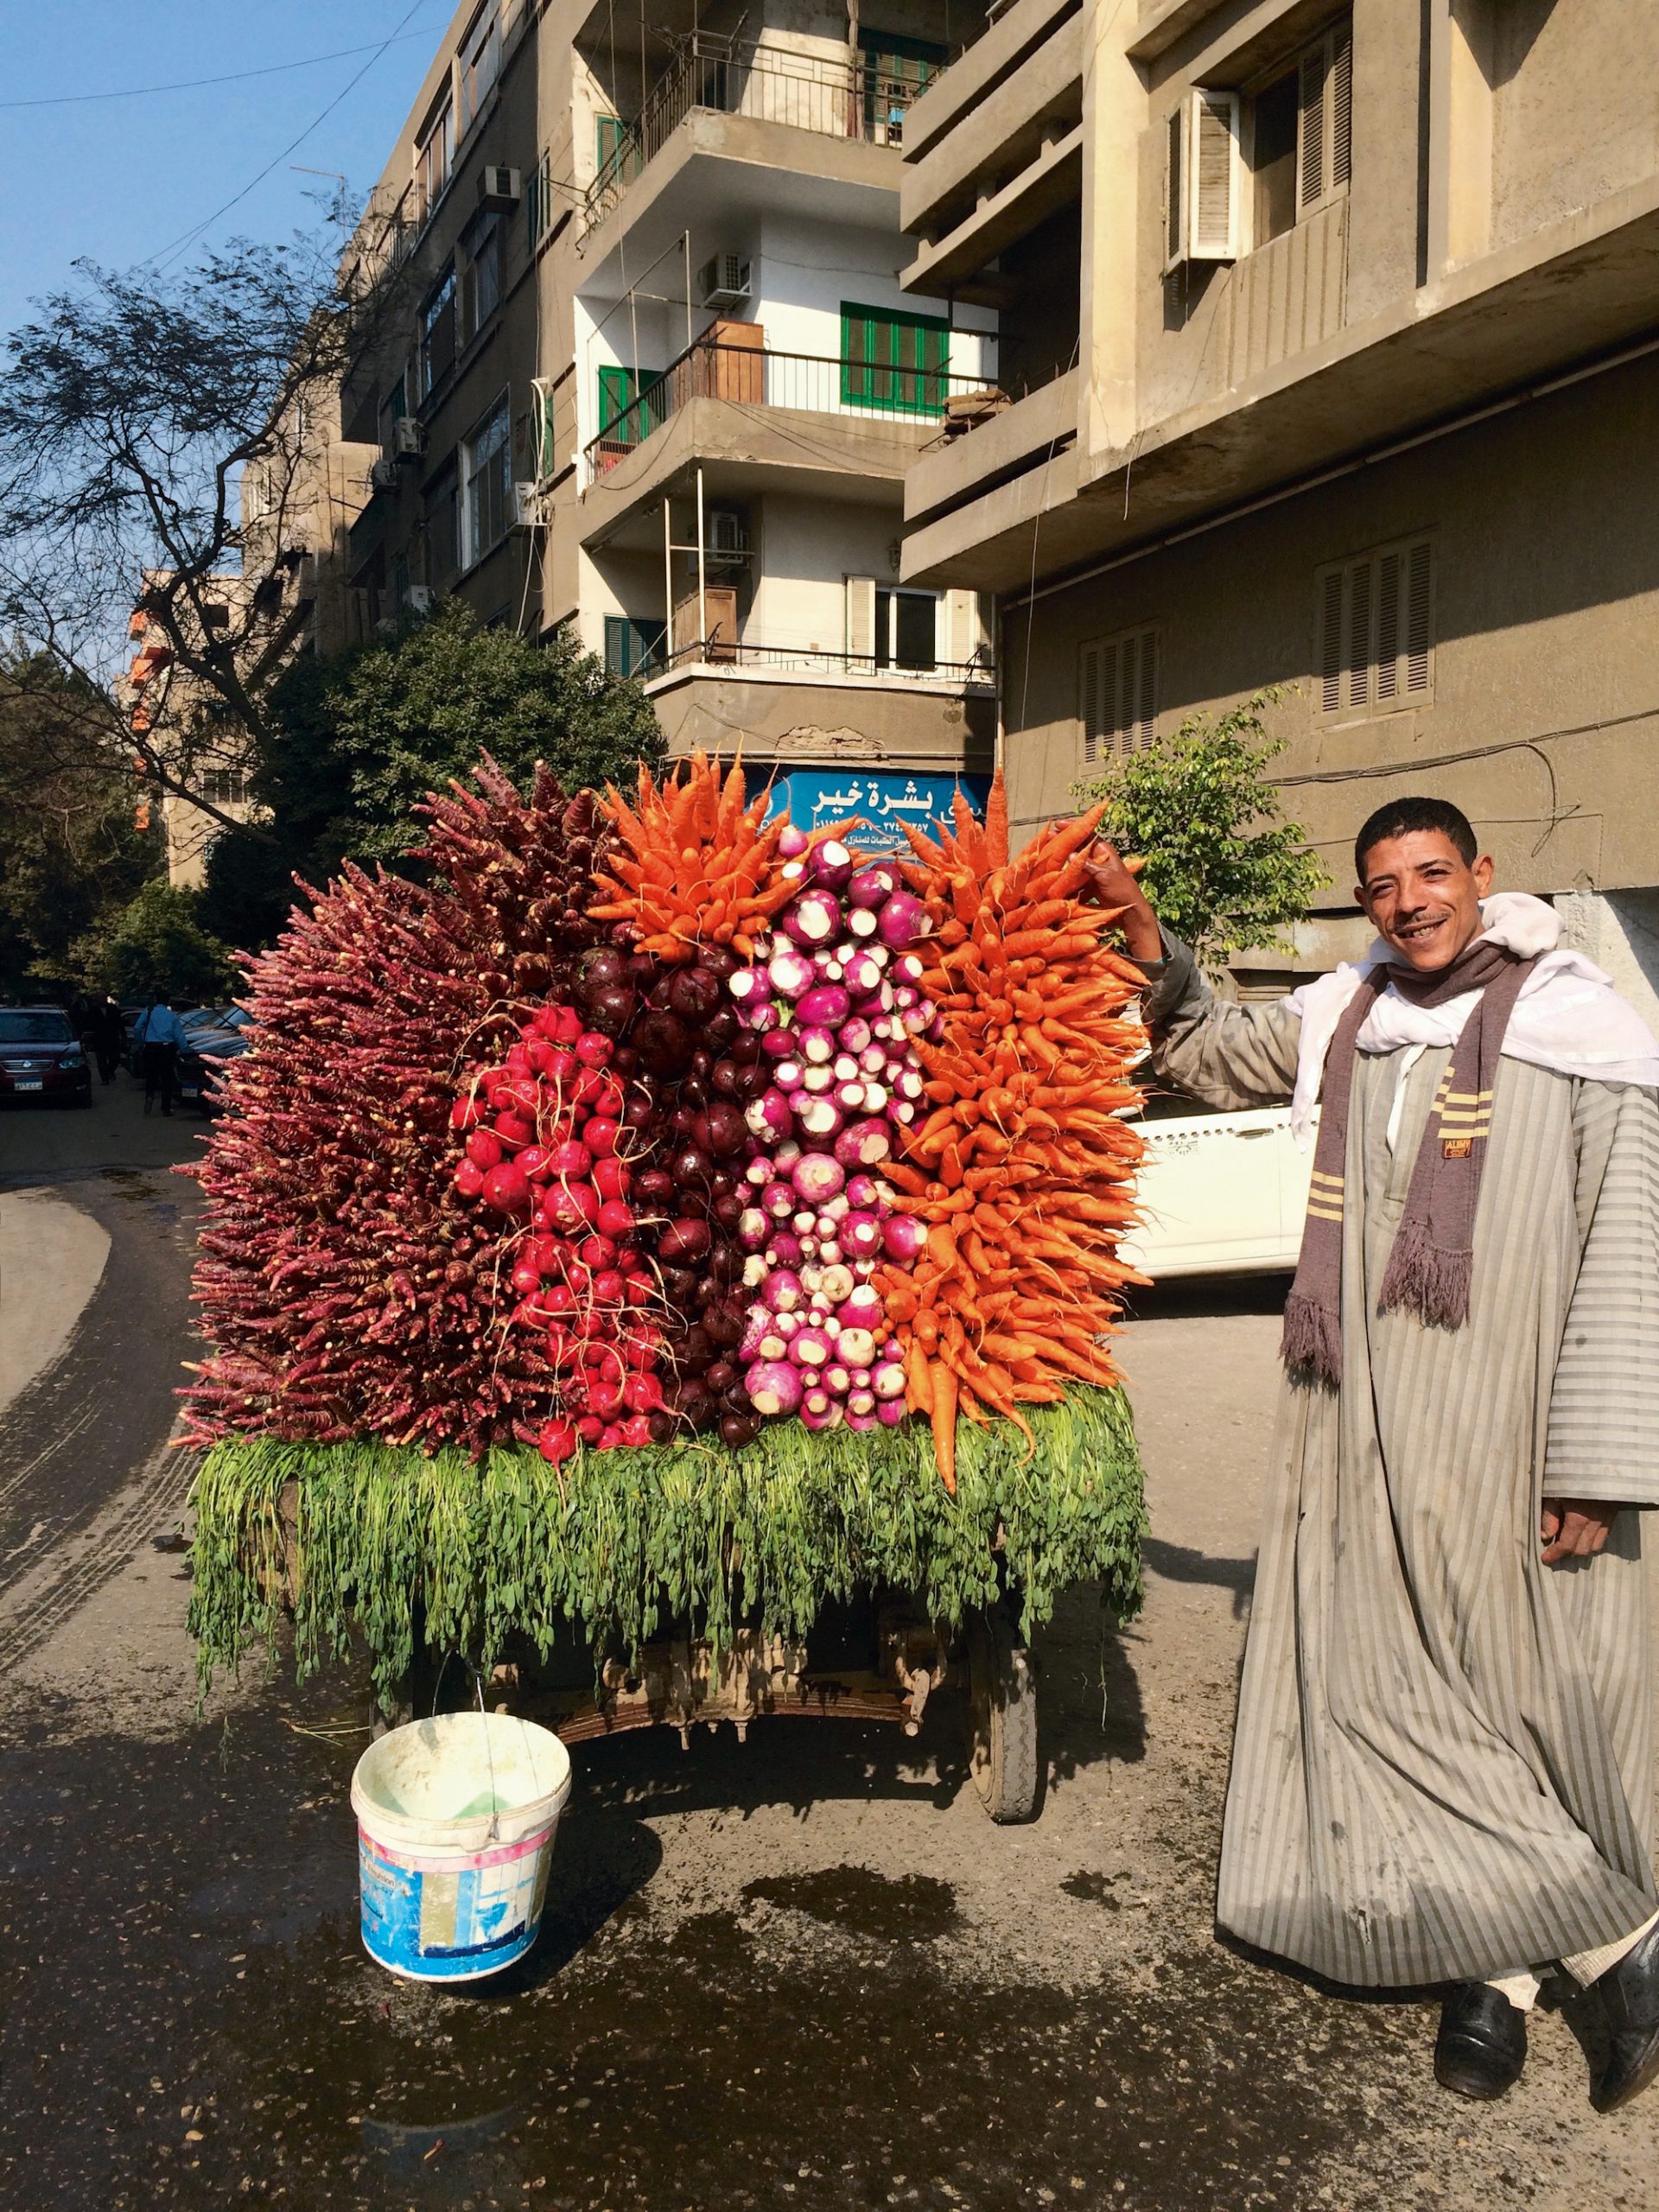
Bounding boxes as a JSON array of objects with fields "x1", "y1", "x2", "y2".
[
  {"x1": 582, "y1": 36, "x2": 925, "y2": 236},
  {"x1": 584, "y1": 334, "x2": 996, "y2": 480},
  {"x1": 640, "y1": 639, "x2": 995, "y2": 685}
]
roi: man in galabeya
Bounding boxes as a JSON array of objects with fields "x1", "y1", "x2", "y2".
[{"x1": 1089, "y1": 798, "x2": 1659, "y2": 2109}]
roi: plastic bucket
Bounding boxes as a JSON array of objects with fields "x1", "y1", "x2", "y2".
[{"x1": 351, "y1": 1712, "x2": 572, "y2": 1982}]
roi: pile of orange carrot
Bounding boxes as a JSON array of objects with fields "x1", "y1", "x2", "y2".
[
  {"x1": 590, "y1": 752, "x2": 847, "y2": 963},
  {"x1": 876, "y1": 772, "x2": 1148, "y2": 1492}
]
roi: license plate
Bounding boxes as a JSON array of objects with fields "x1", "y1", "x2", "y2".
[
  {"x1": 15, "y1": 1079, "x2": 41, "y2": 1092},
  {"x1": 180, "y1": 1086, "x2": 200, "y2": 1098}
]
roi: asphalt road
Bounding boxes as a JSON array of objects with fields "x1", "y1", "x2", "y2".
[{"x1": 0, "y1": 1077, "x2": 1655, "y2": 2211}]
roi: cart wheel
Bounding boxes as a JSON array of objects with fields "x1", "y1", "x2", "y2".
[{"x1": 966, "y1": 1605, "x2": 1040, "y2": 1823}]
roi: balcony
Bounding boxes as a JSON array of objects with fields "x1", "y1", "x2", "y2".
[
  {"x1": 642, "y1": 638, "x2": 993, "y2": 688},
  {"x1": 583, "y1": 329, "x2": 996, "y2": 488},
  {"x1": 579, "y1": 37, "x2": 926, "y2": 244}
]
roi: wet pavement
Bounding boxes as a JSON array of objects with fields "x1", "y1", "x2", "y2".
[{"x1": 1, "y1": 1078, "x2": 1657, "y2": 2211}]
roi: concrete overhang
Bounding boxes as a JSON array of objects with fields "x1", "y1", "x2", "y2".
[
  {"x1": 575, "y1": 110, "x2": 903, "y2": 296},
  {"x1": 643, "y1": 664, "x2": 996, "y2": 766},
  {"x1": 905, "y1": 368, "x2": 1080, "y2": 526},
  {"x1": 578, "y1": 396, "x2": 920, "y2": 549},
  {"x1": 897, "y1": 0, "x2": 1081, "y2": 163},
  {"x1": 900, "y1": 16, "x2": 1083, "y2": 240},
  {"x1": 900, "y1": 126, "x2": 1083, "y2": 296},
  {"x1": 901, "y1": 180, "x2": 1659, "y2": 591}
]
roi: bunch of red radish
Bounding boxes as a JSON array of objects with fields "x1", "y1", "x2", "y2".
[{"x1": 451, "y1": 1003, "x2": 666, "y2": 1465}]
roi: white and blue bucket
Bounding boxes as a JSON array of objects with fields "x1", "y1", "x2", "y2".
[{"x1": 351, "y1": 1712, "x2": 572, "y2": 1982}]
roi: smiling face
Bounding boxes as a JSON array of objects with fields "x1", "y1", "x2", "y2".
[{"x1": 1355, "y1": 830, "x2": 1494, "y2": 973}]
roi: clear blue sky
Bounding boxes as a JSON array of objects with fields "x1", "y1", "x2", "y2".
[{"x1": 0, "y1": 1, "x2": 455, "y2": 340}]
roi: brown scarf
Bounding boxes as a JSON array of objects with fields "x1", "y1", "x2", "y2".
[{"x1": 1281, "y1": 938, "x2": 1537, "y2": 1385}]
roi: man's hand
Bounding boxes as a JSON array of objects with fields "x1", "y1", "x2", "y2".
[
  {"x1": 1081, "y1": 841, "x2": 1164, "y2": 965},
  {"x1": 1541, "y1": 1497, "x2": 1618, "y2": 1564}
]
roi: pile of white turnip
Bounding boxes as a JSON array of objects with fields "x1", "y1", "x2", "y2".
[{"x1": 728, "y1": 834, "x2": 937, "y2": 1433}]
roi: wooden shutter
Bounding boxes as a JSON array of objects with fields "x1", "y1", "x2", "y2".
[
  {"x1": 1330, "y1": 22, "x2": 1353, "y2": 191},
  {"x1": 1166, "y1": 109, "x2": 1185, "y2": 267},
  {"x1": 944, "y1": 588, "x2": 982, "y2": 669},
  {"x1": 845, "y1": 575, "x2": 876, "y2": 664},
  {"x1": 1344, "y1": 557, "x2": 1373, "y2": 709},
  {"x1": 1191, "y1": 92, "x2": 1241, "y2": 258},
  {"x1": 1404, "y1": 539, "x2": 1432, "y2": 692},
  {"x1": 1376, "y1": 548, "x2": 1402, "y2": 701},
  {"x1": 1081, "y1": 629, "x2": 1157, "y2": 762},
  {"x1": 1318, "y1": 567, "x2": 1344, "y2": 715},
  {"x1": 1298, "y1": 42, "x2": 1326, "y2": 211}
]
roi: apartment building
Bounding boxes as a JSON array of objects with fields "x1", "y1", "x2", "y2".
[
  {"x1": 894, "y1": 0, "x2": 1659, "y2": 1009},
  {"x1": 327, "y1": 0, "x2": 1005, "y2": 832}
]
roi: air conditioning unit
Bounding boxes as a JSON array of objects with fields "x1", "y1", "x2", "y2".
[
  {"x1": 406, "y1": 584, "x2": 435, "y2": 614},
  {"x1": 512, "y1": 480, "x2": 546, "y2": 529},
  {"x1": 697, "y1": 251, "x2": 752, "y2": 310},
  {"x1": 706, "y1": 509, "x2": 749, "y2": 565},
  {"x1": 478, "y1": 165, "x2": 523, "y2": 212},
  {"x1": 392, "y1": 415, "x2": 428, "y2": 461},
  {"x1": 370, "y1": 457, "x2": 401, "y2": 492}
]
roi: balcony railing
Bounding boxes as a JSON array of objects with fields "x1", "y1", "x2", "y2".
[
  {"x1": 641, "y1": 639, "x2": 995, "y2": 685},
  {"x1": 582, "y1": 36, "x2": 925, "y2": 237},
  {"x1": 584, "y1": 334, "x2": 996, "y2": 481}
]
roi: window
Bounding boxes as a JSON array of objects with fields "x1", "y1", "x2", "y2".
[
  {"x1": 1317, "y1": 537, "x2": 1432, "y2": 717},
  {"x1": 877, "y1": 588, "x2": 937, "y2": 671},
  {"x1": 458, "y1": 7, "x2": 501, "y2": 136},
  {"x1": 419, "y1": 99, "x2": 454, "y2": 214},
  {"x1": 596, "y1": 365, "x2": 665, "y2": 448},
  {"x1": 419, "y1": 267, "x2": 456, "y2": 397},
  {"x1": 841, "y1": 303, "x2": 950, "y2": 416},
  {"x1": 459, "y1": 217, "x2": 500, "y2": 346},
  {"x1": 1296, "y1": 18, "x2": 1353, "y2": 218},
  {"x1": 526, "y1": 149, "x2": 553, "y2": 249},
  {"x1": 378, "y1": 367, "x2": 408, "y2": 448},
  {"x1": 461, "y1": 394, "x2": 512, "y2": 567},
  {"x1": 426, "y1": 462, "x2": 460, "y2": 588},
  {"x1": 1165, "y1": 90, "x2": 1243, "y2": 265},
  {"x1": 604, "y1": 615, "x2": 668, "y2": 677},
  {"x1": 595, "y1": 115, "x2": 627, "y2": 173},
  {"x1": 200, "y1": 768, "x2": 249, "y2": 808},
  {"x1": 846, "y1": 577, "x2": 938, "y2": 671},
  {"x1": 858, "y1": 31, "x2": 948, "y2": 148},
  {"x1": 1249, "y1": 15, "x2": 1351, "y2": 248},
  {"x1": 1079, "y1": 627, "x2": 1158, "y2": 764}
]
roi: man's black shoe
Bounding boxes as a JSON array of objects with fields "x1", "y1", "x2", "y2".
[
  {"x1": 1592, "y1": 1919, "x2": 1659, "y2": 2113},
  {"x1": 1434, "y1": 1983, "x2": 1528, "y2": 2100}
]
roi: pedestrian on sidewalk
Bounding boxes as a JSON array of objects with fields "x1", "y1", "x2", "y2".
[
  {"x1": 89, "y1": 995, "x2": 124, "y2": 1085},
  {"x1": 1087, "y1": 797, "x2": 1659, "y2": 2113},
  {"x1": 131, "y1": 992, "x2": 185, "y2": 1117}
]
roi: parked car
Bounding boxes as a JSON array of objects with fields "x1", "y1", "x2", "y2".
[
  {"x1": 0, "y1": 1007, "x2": 92, "y2": 1106},
  {"x1": 1120, "y1": 1091, "x2": 1313, "y2": 1278},
  {"x1": 176, "y1": 1018, "x2": 251, "y2": 1112}
]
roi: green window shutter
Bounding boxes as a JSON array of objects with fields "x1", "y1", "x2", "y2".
[
  {"x1": 597, "y1": 365, "x2": 632, "y2": 435},
  {"x1": 596, "y1": 115, "x2": 626, "y2": 170},
  {"x1": 840, "y1": 302, "x2": 950, "y2": 416},
  {"x1": 597, "y1": 366, "x2": 666, "y2": 444}
]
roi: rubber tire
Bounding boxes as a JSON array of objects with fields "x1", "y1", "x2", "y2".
[{"x1": 966, "y1": 1605, "x2": 1041, "y2": 1823}]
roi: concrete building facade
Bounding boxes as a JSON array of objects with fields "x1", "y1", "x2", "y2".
[
  {"x1": 893, "y1": 0, "x2": 1659, "y2": 1011},
  {"x1": 323, "y1": 0, "x2": 1003, "y2": 828}
]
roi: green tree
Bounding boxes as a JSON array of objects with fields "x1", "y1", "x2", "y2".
[
  {"x1": 200, "y1": 600, "x2": 664, "y2": 944},
  {"x1": 0, "y1": 652, "x2": 162, "y2": 1000},
  {"x1": 1076, "y1": 692, "x2": 1327, "y2": 969},
  {"x1": 72, "y1": 877, "x2": 234, "y2": 1006}
]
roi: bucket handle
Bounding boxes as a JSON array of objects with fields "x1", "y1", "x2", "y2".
[{"x1": 429, "y1": 1650, "x2": 503, "y2": 1845}]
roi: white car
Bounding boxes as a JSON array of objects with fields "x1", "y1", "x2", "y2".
[{"x1": 1120, "y1": 1095, "x2": 1314, "y2": 1277}]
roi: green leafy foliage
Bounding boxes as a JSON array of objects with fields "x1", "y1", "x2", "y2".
[
  {"x1": 0, "y1": 652, "x2": 162, "y2": 1000},
  {"x1": 199, "y1": 600, "x2": 664, "y2": 946},
  {"x1": 73, "y1": 875, "x2": 235, "y2": 1003},
  {"x1": 1077, "y1": 692, "x2": 1326, "y2": 969},
  {"x1": 188, "y1": 1389, "x2": 1147, "y2": 1707}
]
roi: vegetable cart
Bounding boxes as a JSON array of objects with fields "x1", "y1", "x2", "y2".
[{"x1": 181, "y1": 756, "x2": 1148, "y2": 1823}]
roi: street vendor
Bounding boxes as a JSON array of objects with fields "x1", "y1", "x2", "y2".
[{"x1": 1085, "y1": 798, "x2": 1659, "y2": 2112}]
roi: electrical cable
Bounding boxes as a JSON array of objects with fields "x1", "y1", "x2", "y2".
[
  {"x1": 0, "y1": 31, "x2": 436, "y2": 110},
  {"x1": 144, "y1": 0, "x2": 434, "y2": 273}
]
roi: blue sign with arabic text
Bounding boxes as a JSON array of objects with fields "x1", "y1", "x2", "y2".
[{"x1": 756, "y1": 770, "x2": 991, "y2": 851}]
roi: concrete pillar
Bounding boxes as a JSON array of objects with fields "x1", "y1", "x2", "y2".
[
  {"x1": 1556, "y1": 888, "x2": 1659, "y2": 1034},
  {"x1": 1077, "y1": 0, "x2": 1139, "y2": 457},
  {"x1": 1425, "y1": 0, "x2": 1494, "y2": 277}
]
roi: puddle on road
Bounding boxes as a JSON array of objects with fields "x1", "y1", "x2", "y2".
[
  {"x1": 0, "y1": 1698, "x2": 1412, "y2": 2212},
  {"x1": 743, "y1": 1865, "x2": 959, "y2": 1941}
]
